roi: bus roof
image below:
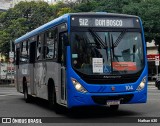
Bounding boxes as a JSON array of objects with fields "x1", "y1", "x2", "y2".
[{"x1": 14, "y1": 12, "x2": 139, "y2": 44}]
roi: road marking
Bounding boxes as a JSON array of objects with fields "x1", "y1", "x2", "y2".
[{"x1": 148, "y1": 87, "x2": 157, "y2": 90}]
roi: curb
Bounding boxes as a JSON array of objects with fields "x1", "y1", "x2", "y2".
[{"x1": 0, "y1": 84, "x2": 15, "y2": 87}]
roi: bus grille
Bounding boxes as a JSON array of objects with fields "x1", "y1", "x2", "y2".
[{"x1": 91, "y1": 94, "x2": 134, "y2": 105}]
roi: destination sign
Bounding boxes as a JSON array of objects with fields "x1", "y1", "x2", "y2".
[{"x1": 71, "y1": 16, "x2": 140, "y2": 28}]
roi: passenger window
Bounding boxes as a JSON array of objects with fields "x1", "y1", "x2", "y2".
[
  {"x1": 37, "y1": 35, "x2": 43, "y2": 60},
  {"x1": 20, "y1": 41, "x2": 29, "y2": 63},
  {"x1": 29, "y1": 41, "x2": 36, "y2": 63},
  {"x1": 45, "y1": 28, "x2": 58, "y2": 59},
  {"x1": 58, "y1": 32, "x2": 67, "y2": 66},
  {"x1": 54, "y1": 29, "x2": 58, "y2": 59}
]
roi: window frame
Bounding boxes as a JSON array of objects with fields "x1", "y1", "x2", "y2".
[{"x1": 19, "y1": 40, "x2": 29, "y2": 64}]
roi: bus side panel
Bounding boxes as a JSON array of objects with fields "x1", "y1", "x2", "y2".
[
  {"x1": 28, "y1": 64, "x2": 35, "y2": 95},
  {"x1": 34, "y1": 62, "x2": 47, "y2": 99},
  {"x1": 16, "y1": 64, "x2": 29, "y2": 93},
  {"x1": 34, "y1": 62, "x2": 61, "y2": 101},
  {"x1": 16, "y1": 64, "x2": 23, "y2": 93}
]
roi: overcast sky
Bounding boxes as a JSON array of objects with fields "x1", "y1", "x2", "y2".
[{"x1": 0, "y1": 0, "x2": 11, "y2": 10}]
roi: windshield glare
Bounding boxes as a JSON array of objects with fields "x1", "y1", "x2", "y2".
[{"x1": 71, "y1": 30, "x2": 144, "y2": 75}]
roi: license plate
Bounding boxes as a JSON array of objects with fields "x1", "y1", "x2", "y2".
[{"x1": 106, "y1": 100, "x2": 120, "y2": 106}]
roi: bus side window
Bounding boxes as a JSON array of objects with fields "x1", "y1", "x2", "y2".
[
  {"x1": 37, "y1": 35, "x2": 43, "y2": 60},
  {"x1": 20, "y1": 41, "x2": 29, "y2": 63},
  {"x1": 29, "y1": 42, "x2": 36, "y2": 63},
  {"x1": 45, "y1": 28, "x2": 57, "y2": 59},
  {"x1": 59, "y1": 32, "x2": 67, "y2": 66},
  {"x1": 54, "y1": 29, "x2": 58, "y2": 59}
]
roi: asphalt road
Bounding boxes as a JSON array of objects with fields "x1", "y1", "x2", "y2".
[{"x1": 0, "y1": 84, "x2": 160, "y2": 126}]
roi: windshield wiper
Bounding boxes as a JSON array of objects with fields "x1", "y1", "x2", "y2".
[
  {"x1": 114, "y1": 29, "x2": 127, "y2": 47},
  {"x1": 105, "y1": 34, "x2": 109, "y2": 60},
  {"x1": 89, "y1": 28, "x2": 110, "y2": 61},
  {"x1": 88, "y1": 28, "x2": 106, "y2": 48},
  {"x1": 110, "y1": 34, "x2": 115, "y2": 58}
]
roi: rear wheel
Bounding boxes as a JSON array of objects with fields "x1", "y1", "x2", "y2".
[
  {"x1": 158, "y1": 85, "x2": 160, "y2": 90},
  {"x1": 23, "y1": 83, "x2": 32, "y2": 103}
]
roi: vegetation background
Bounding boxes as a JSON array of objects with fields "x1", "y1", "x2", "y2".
[{"x1": 0, "y1": 0, "x2": 159, "y2": 60}]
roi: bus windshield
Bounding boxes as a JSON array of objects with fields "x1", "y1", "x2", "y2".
[{"x1": 71, "y1": 29, "x2": 144, "y2": 75}]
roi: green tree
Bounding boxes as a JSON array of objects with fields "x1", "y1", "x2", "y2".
[
  {"x1": 57, "y1": 7, "x2": 72, "y2": 17},
  {"x1": 73, "y1": 0, "x2": 97, "y2": 12},
  {"x1": 123, "y1": 0, "x2": 160, "y2": 44},
  {"x1": 50, "y1": 2, "x2": 74, "y2": 18},
  {"x1": 73, "y1": 0, "x2": 133, "y2": 13},
  {"x1": 0, "y1": 1, "x2": 54, "y2": 58}
]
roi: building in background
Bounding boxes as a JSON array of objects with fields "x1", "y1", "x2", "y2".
[{"x1": 147, "y1": 40, "x2": 159, "y2": 80}]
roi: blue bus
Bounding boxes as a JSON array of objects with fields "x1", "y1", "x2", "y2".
[{"x1": 15, "y1": 12, "x2": 148, "y2": 113}]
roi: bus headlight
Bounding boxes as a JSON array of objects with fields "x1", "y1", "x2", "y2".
[
  {"x1": 71, "y1": 78, "x2": 87, "y2": 93},
  {"x1": 136, "y1": 76, "x2": 146, "y2": 91}
]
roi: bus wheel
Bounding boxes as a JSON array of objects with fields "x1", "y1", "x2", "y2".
[
  {"x1": 23, "y1": 84, "x2": 31, "y2": 103},
  {"x1": 48, "y1": 85, "x2": 64, "y2": 114},
  {"x1": 109, "y1": 105, "x2": 119, "y2": 111},
  {"x1": 48, "y1": 84, "x2": 55, "y2": 109}
]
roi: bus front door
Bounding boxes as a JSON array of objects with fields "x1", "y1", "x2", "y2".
[{"x1": 29, "y1": 41, "x2": 36, "y2": 95}]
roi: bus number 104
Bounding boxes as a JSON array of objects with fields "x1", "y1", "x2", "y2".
[
  {"x1": 79, "y1": 18, "x2": 89, "y2": 26},
  {"x1": 125, "y1": 85, "x2": 133, "y2": 91}
]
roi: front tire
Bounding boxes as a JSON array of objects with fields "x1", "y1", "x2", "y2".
[
  {"x1": 48, "y1": 85, "x2": 64, "y2": 114},
  {"x1": 48, "y1": 86, "x2": 56, "y2": 109}
]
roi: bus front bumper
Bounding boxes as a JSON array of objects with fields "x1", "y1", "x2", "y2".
[{"x1": 67, "y1": 90, "x2": 147, "y2": 108}]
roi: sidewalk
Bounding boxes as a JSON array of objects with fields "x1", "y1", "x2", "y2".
[{"x1": 0, "y1": 83, "x2": 15, "y2": 87}]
